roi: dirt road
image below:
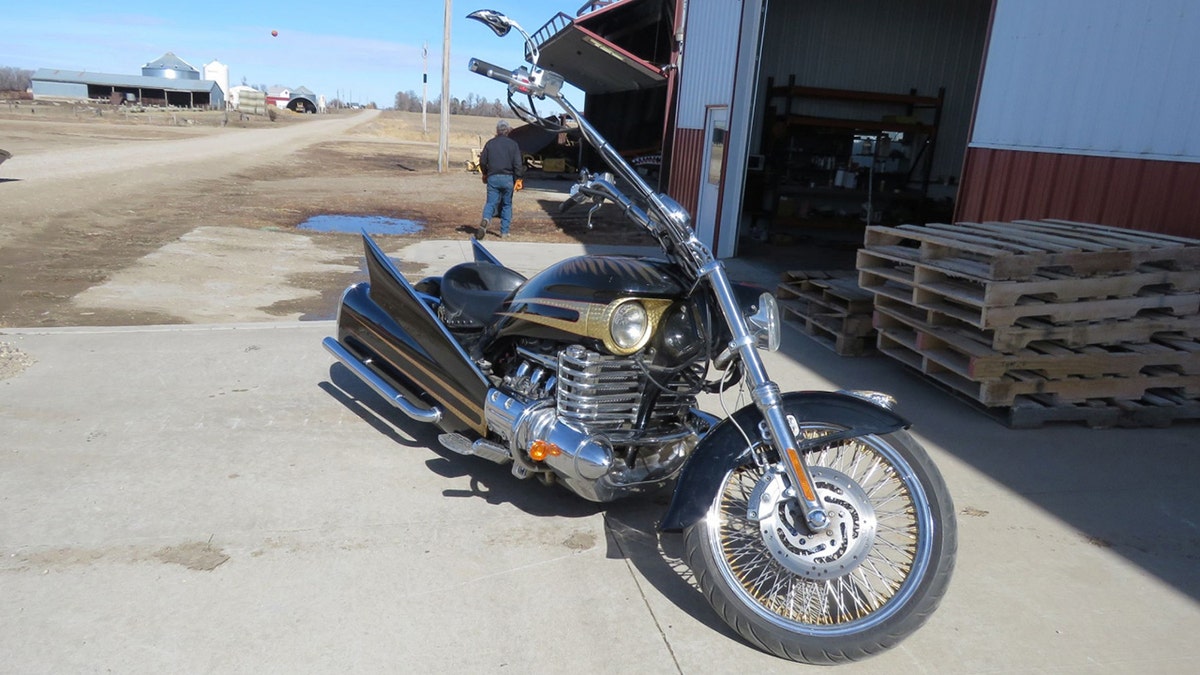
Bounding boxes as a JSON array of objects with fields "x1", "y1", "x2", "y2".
[
  {"x1": 4, "y1": 110, "x2": 380, "y2": 186},
  {"x1": 0, "y1": 107, "x2": 630, "y2": 327}
]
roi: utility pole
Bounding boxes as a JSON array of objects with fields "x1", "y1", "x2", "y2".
[
  {"x1": 438, "y1": 0, "x2": 452, "y2": 172},
  {"x1": 422, "y1": 42, "x2": 429, "y2": 135}
]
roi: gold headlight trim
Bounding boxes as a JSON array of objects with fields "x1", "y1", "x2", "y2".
[{"x1": 502, "y1": 297, "x2": 673, "y2": 355}]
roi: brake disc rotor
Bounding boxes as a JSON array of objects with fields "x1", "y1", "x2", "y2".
[{"x1": 748, "y1": 467, "x2": 878, "y2": 580}]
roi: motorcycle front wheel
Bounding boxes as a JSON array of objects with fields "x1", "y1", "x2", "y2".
[{"x1": 683, "y1": 426, "x2": 956, "y2": 665}]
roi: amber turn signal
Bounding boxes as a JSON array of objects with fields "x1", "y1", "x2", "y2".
[{"x1": 529, "y1": 440, "x2": 562, "y2": 462}]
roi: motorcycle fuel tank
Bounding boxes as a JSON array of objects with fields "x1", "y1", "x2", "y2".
[{"x1": 491, "y1": 255, "x2": 688, "y2": 353}]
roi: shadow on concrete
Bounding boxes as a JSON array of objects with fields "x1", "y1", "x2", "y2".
[
  {"x1": 323, "y1": 359, "x2": 758, "y2": 636},
  {"x1": 602, "y1": 499, "x2": 747, "y2": 644},
  {"x1": 771, "y1": 325, "x2": 1200, "y2": 603},
  {"x1": 323, "y1": 362, "x2": 601, "y2": 520}
]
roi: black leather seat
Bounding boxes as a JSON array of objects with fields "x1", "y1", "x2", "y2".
[{"x1": 440, "y1": 262, "x2": 526, "y2": 329}]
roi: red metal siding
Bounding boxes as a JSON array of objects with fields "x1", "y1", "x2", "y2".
[
  {"x1": 957, "y1": 148, "x2": 1200, "y2": 238},
  {"x1": 667, "y1": 128, "x2": 704, "y2": 217}
]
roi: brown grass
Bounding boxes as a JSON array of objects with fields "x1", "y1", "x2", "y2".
[
  {"x1": 350, "y1": 110, "x2": 505, "y2": 148},
  {"x1": 0, "y1": 102, "x2": 507, "y2": 145}
]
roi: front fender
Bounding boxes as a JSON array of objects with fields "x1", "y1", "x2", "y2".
[{"x1": 657, "y1": 391, "x2": 909, "y2": 532}]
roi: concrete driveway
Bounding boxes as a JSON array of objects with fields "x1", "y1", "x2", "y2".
[{"x1": 2, "y1": 316, "x2": 1197, "y2": 674}]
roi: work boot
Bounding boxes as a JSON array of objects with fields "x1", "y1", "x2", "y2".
[{"x1": 477, "y1": 218, "x2": 488, "y2": 239}]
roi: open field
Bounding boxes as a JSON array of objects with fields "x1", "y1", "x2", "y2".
[{"x1": 0, "y1": 106, "x2": 651, "y2": 328}]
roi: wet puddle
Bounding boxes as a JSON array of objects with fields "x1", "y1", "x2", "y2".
[{"x1": 297, "y1": 214, "x2": 424, "y2": 235}]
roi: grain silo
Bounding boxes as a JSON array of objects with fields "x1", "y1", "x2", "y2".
[
  {"x1": 142, "y1": 52, "x2": 199, "y2": 80},
  {"x1": 203, "y1": 59, "x2": 230, "y2": 104}
]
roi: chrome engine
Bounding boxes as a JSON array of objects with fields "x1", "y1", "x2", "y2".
[
  {"x1": 556, "y1": 346, "x2": 698, "y2": 441},
  {"x1": 481, "y1": 344, "x2": 704, "y2": 502}
]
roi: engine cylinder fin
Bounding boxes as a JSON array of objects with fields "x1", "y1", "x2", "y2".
[{"x1": 555, "y1": 346, "x2": 697, "y2": 437}]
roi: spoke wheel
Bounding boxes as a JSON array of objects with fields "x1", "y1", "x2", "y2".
[{"x1": 684, "y1": 426, "x2": 956, "y2": 664}]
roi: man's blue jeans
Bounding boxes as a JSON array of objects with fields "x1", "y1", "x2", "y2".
[{"x1": 482, "y1": 174, "x2": 515, "y2": 235}]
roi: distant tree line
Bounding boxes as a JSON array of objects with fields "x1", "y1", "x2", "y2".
[
  {"x1": 393, "y1": 89, "x2": 511, "y2": 117},
  {"x1": 328, "y1": 99, "x2": 378, "y2": 110},
  {"x1": 0, "y1": 66, "x2": 34, "y2": 91}
]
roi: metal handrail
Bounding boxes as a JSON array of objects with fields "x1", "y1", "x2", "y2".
[
  {"x1": 576, "y1": 0, "x2": 620, "y2": 16},
  {"x1": 531, "y1": 0, "x2": 629, "y2": 50},
  {"x1": 530, "y1": 12, "x2": 573, "y2": 50}
]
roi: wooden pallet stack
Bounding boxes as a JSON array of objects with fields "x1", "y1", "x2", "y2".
[
  {"x1": 856, "y1": 219, "x2": 1200, "y2": 427},
  {"x1": 775, "y1": 270, "x2": 877, "y2": 356}
]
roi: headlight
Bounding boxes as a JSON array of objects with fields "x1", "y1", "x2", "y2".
[
  {"x1": 747, "y1": 292, "x2": 781, "y2": 352},
  {"x1": 610, "y1": 301, "x2": 649, "y2": 350}
]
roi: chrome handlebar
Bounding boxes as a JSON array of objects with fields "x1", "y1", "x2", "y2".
[{"x1": 467, "y1": 56, "x2": 710, "y2": 279}]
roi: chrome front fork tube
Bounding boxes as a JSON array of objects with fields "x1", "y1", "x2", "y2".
[
  {"x1": 700, "y1": 260, "x2": 830, "y2": 532},
  {"x1": 557, "y1": 86, "x2": 828, "y2": 530}
]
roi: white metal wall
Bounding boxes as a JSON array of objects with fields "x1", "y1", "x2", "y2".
[
  {"x1": 756, "y1": 0, "x2": 991, "y2": 182},
  {"x1": 973, "y1": 0, "x2": 1200, "y2": 162},
  {"x1": 676, "y1": 0, "x2": 743, "y2": 129},
  {"x1": 718, "y1": 0, "x2": 769, "y2": 257},
  {"x1": 31, "y1": 80, "x2": 88, "y2": 99},
  {"x1": 675, "y1": 0, "x2": 751, "y2": 255}
]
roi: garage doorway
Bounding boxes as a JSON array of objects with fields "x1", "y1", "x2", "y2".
[{"x1": 737, "y1": 0, "x2": 993, "y2": 267}]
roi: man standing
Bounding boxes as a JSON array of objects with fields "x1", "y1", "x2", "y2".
[{"x1": 477, "y1": 119, "x2": 525, "y2": 239}]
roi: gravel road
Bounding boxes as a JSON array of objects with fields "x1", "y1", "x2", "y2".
[{"x1": 0, "y1": 108, "x2": 576, "y2": 327}]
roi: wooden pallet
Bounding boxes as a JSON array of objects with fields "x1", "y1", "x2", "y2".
[
  {"x1": 874, "y1": 307, "x2": 1200, "y2": 379},
  {"x1": 859, "y1": 219, "x2": 1200, "y2": 425},
  {"x1": 782, "y1": 302, "x2": 876, "y2": 356},
  {"x1": 858, "y1": 248, "x2": 1200, "y2": 306},
  {"x1": 777, "y1": 270, "x2": 875, "y2": 314},
  {"x1": 858, "y1": 249, "x2": 1200, "y2": 330},
  {"x1": 923, "y1": 384, "x2": 1200, "y2": 429},
  {"x1": 1005, "y1": 390, "x2": 1200, "y2": 429},
  {"x1": 864, "y1": 220, "x2": 1200, "y2": 281},
  {"x1": 776, "y1": 271, "x2": 876, "y2": 356},
  {"x1": 877, "y1": 325, "x2": 1200, "y2": 428},
  {"x1": 874, "y1": 295, "x2": 1200, "y2": 352},
  {"x1": 876, "y1": 326, "x2": 1200, "y2": 407}
]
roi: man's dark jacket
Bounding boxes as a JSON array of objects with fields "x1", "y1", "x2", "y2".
[{"x1": 480, "y1": 135, "x2": 525, "y2": 178}]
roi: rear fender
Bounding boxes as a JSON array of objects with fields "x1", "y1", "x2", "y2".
[
  {"x1": 334, "y1": 234, "x2": 491, "y2": 434},
  {"x1": 471, "y1": 236, "x2": 503, "y2": 266},
  {"x1": 658, "y1": 391, "x2": 909, "y2": 532}
]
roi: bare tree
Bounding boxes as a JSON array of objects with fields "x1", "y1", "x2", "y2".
[
  {"x1": 0, "y1": 66, "x2": 34, "y2": 92},
  {"x1": 397, "y1": 90, "x2": 511, "y2": 117}
]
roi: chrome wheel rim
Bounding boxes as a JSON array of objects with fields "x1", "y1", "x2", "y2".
[{"x1": 706, "y1": 426, "x2": 933, "y2": 635}]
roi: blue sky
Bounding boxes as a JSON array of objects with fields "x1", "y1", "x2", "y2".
[{"x1": 0, "y1": 1, "x2": 581, "y2": 106}]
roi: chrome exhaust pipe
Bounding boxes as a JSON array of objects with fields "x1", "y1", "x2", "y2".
[
  {"x1": 323, "y1": 337, "x2": 442, "y2": 424},
  {"x1": 484, "y1": 388, "x2": 615, "y2": 499}
]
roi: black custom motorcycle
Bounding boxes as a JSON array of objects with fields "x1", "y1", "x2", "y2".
[{"x1": 322, "y1": 9, "x2": 956, "y2": 665}]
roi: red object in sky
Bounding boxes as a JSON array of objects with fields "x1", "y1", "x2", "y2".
[{"x1": 271, "y1": 30, "x2": 279, "y2": 37}]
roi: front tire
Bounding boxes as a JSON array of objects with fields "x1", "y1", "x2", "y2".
[{"x1": 683, "y1": 427, "x2": 956, "y2": 664}]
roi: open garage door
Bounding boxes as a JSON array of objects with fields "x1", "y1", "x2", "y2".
[
  {"x1": 735, "y1": 0, "x2": 991, "y2": 262},
  {"x1": 531, "y1": 0, "x2": 677, "y2": 183}
]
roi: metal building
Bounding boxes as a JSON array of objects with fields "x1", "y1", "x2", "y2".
[
  {"x1": 31, "y1": 68, "x2": 224, "y2": 109},
  {"x1": 670, "y1": 0, "x2": 992, "y2": 257},
  {"x1": 287, "y1": 86, "x2": 319, "y2": 114},
  {"x1": 957, "y1": 0, "x2": 1200, "y2": 238},
  {"x1": 142, "y1": 52, "x2": 201, "y2": 80},
  {"x1": 537, "y1": 0, "x2": 1199, "y2": 258},
  {"x1": 676, "y1": 0, "x2": 1199, "y2": 255}
]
